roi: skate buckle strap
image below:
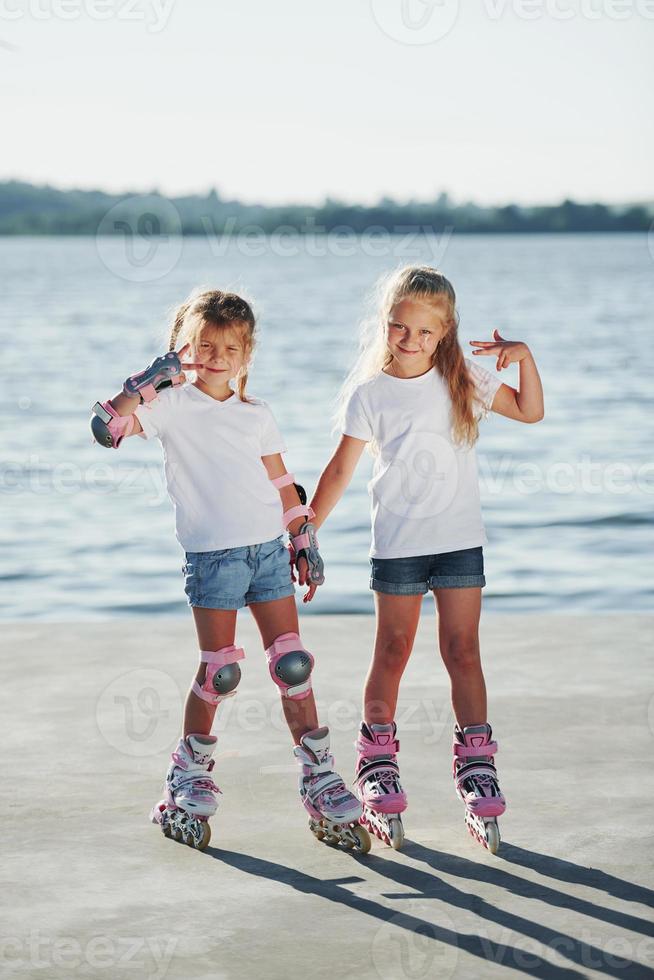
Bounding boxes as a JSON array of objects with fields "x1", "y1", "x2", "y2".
[
  {"x1": 453, "y1": 739, "x2": 498, "y2": 760},
  {"x1": 356, "y1": 736, "x2": 400, "y2": 757},
  {"x1": 171, "y1": 762, "x2": 221, "y2": 795},
  {"x1": 306, "y1": 770, "x2": 344, "y2": 798},
  {"x1": 455, "y1": 761, "x2": 498, "y2": 784},
  {"x1": 295, "y1": 746, "x2": 335, "y2": 777}
]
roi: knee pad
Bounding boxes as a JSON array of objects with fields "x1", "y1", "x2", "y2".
[
  {"x1": 265, "y1": 632, "x2": 314, "y2": 700},
  {"x1": 192, "y1": 645, "x2": 245, "y2": 706}
]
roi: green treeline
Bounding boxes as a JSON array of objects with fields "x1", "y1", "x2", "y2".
[{"x1": 0, "y1": 181, "x2": 650, "y2": 235}]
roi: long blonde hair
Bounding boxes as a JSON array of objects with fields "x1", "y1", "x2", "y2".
[
  {"x1": 167, "y1": 289, "x2": 257, "y2": 402},
  {"x1": 334, "y1": 266, "x2": 480, "y2": 447}
]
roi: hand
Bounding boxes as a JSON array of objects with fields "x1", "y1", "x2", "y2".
[
  {"x1": 470, "y1": 330, "x2": 531, "y2": 371},
  {"x1": 287, "y1": 542, "x2": 319, "y2": 603},
  {"x1": 297, "y1": 555, "x2": 319, "y2": 604},
  {"x1": 176, "y1": 342, "x2": 205, "y2": 385}
]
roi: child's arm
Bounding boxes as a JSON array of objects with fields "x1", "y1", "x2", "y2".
[
  {"x1": 309, "y1": 435, "x2": 368, "y2": 529},
  {"x1": 261, "y1": 453, "x2": 309, "y2": 538},
  {"x1": 470, "y1": 330, "x2": 544, "y2": 423},
  {"x1": 91, "y1": 344, "x2": 197, "y2": 447},
  {"x1": 261, "y1": 453, "x2": 321, "y2": 602}
]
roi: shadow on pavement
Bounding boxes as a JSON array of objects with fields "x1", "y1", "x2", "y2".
[{"x1": 208, "y1": 845, "x2": 589, "y2": 978}]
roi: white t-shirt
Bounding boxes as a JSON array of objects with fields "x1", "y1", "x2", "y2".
[
  {"x1": 342, "y1": 360, "x2": 502, "y2": 559},
  {"x1": 135, "y1": 383, "x2": 287, "y2": 552}
]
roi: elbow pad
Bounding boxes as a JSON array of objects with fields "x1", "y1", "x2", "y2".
[{"x1": 90, "y1": 400, "x2": 137, "y2": 449}]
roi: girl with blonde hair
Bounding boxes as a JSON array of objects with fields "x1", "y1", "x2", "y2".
[{"x1": 309, "y1": 266, "x2": 544, "y2": 853}]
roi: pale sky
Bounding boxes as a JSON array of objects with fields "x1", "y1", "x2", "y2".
[{"x1": 1, "y1": 0, "x2": 653, "y2": 205}]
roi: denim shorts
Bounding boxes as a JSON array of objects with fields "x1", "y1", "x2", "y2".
[
  {"x1": 182, "y1": 535, "x2": 295, "y2": 609},
  {"x1": 370, "y1": 546, "x2": 485, "y2": 595}
]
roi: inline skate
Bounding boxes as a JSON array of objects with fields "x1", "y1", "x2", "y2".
[
  {"x1": 355, "y1": 721, "x2": 407, "y2": 850},
  {"x1": 453, "y1": 723, "x2": 505, "y2": 854},
  {"x1": 150, "y1": 733, "x2": 220, "y2": 850},
  {"x1": 294, "y1": 727, "x2": 370, "y2": 853}
]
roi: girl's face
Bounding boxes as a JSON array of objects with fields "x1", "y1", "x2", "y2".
[
  {"x1": 386, "y1": 296, "x2": 449, "y2": 373},
  {"x1": 191, "y1": 323, "x2": 250, "y2": 388}
]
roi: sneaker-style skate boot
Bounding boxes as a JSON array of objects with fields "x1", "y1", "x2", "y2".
[
  {"x1": 355, "y1": 721, "x2": 407, "y2": 850},
  {"x1": 294, "y1": 727, "x2": 370, "y2": 853},
  {"x1": 150, "y1": 733, "x2": 221, "y2": 850},
  {"x1": 453, "y1": 723, "x2": 506, "y2": 854}
]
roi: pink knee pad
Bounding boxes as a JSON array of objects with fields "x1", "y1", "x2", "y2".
[
  {"x1": 265, "y1": 632, "x2": 314, "y2": 700},
  {"x1": 192, "y1": 645, "x2": 245, "y2": 706}
]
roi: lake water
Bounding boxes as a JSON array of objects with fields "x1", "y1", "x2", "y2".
[{"x1": 1, "y1": 233, "x2": 652, "y2": 619}]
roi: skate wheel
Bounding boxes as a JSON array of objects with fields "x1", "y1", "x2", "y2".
[
  {"x1": 352, "y1": 824, "x2": 371, "y2": 854},
  {"x1": 389, "y1": 817, "x2": 404, "y2": 851},
  {"x1": 310, "y1": 819, "x2": 330, "y2": 842},
  {"x1": 194, "y1": 821, "x2": 211, "y2": 851},
  {"x1": 485, "y1": 821, "x2": 500, "y2": 855}
]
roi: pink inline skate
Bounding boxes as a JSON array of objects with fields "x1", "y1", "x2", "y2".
[
  {"x1": 150, "y1": 734, "x2": 221, "y2": 850},
  {"x1": 294, "y1": 727, "x2": 370, "y2": 853},
  {"x1": 355, "y1": 721, "x2": 407, "y2": 850},
  {"x1": 453, "y1": 723, "x2": 506, "y2": 854}
]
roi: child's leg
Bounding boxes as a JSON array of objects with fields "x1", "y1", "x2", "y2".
[
  {"x1": 433, "y1": 587, "x2": 486, "y2": 728},
  {"x1": 434, "y1": 587, "x2": 505, "y2": 849},
  {"x1": 248, "y1": 595, "x2": 319, "y2": 744},
  {"x1": 363, "y1": 593, "x2": 422, "y2": 725},
  {"x1": 250, "y1": 595, "x2": 364, "y2": 833},
  {"x1": 183, "y1": 607, "x2": 238, "y2": 737}
]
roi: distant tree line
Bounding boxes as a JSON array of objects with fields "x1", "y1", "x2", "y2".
[{"x1": 0, "y1": 181, "x2": 650, "y2": 235}]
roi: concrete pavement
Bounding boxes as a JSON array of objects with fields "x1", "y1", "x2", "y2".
[{"x1": 1, "y1": 614, "x2": 653, "y2": 979}]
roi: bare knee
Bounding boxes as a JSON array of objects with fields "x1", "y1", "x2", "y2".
[
  {"x1": 373, "y1": 632, "x2": 414, "y2": 676},
  {"x1": 440, "y1": 632, "x2": 481, "y2": 675}
]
